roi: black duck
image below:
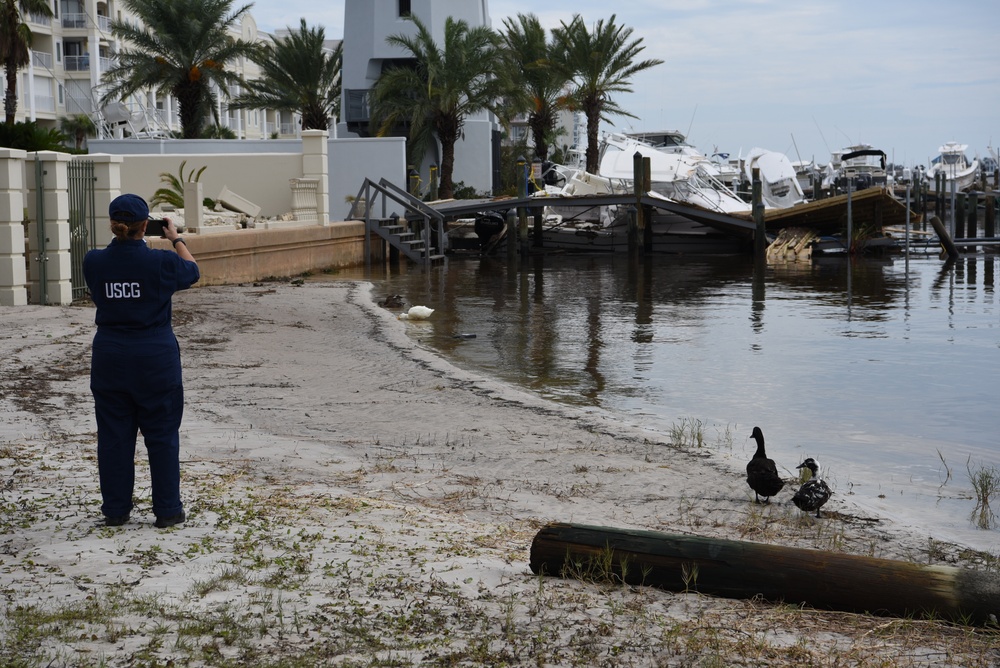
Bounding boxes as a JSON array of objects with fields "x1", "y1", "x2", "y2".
[{"x1": 746, "y1": 426, "x2": 785, "y2": 504}]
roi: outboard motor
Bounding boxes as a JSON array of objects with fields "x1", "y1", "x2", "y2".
[{"x1": 474, "y1": 211, "x2": 506, "y2": 251}]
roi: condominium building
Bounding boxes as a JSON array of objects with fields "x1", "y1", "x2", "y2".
[
  {"x1": 337, "y1": 0, "x2": 498, "y2": 194},
  {"x1": 16, "y1": 1, "x2": 303, "y2": 140}
]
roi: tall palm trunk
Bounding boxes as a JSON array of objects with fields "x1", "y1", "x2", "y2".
[
  {"x1": 436, "y1": 114, "x2": 461, "y2": 199},
  {"x1": 529, "y1": 112, "x2": 552, "y2": 162},
  {"x1": 584, "y1": 102, "x2": 601, "y2": 174},
  {"x1": 4, "y1": 65, "x2": 17, "y2": 124}
]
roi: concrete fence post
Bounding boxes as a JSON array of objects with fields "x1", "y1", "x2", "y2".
[
  {"x1": 87, "y1": 154, "x2": 123, "y2": 247},
  {"x1": 184, "y1": 181, "x2": 204, "y2": 232},
  {"x1": 0, "y1": 148, "x2": 28, "y2": 306},
  {"x1": 300, "y1": 129, "x2": 329, "y2": 225},
  {"x1": 26, "y1": 151, "x2": 72, "y2": 305}
]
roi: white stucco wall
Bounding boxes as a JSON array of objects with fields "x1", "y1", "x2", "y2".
[
  {"x1": 85, "y1": 137, "x2": 408, "y2": 221},
  {"x1": 106, "y1": 153, "x2": 302, "y2": 218}
]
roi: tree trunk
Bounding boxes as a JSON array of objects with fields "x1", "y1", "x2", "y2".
[
  {"x1": 529, "y1": 112, "x2": 550, "y2": 162},
  {"x1": 584, "y1": 104, "x2": 601, "y2": 174},
  {"x1": 530, "y1": 522, "x2": 1000, "y2": 625},
  {"x1": 5, "y1": 64, "x2": 18, "y2": 125},
  {"x1": 437, "y1": 115, "x2": 461, "y2": 199}
]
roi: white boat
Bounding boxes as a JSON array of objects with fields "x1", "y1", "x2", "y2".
[
  {"x1": 821, "y1": 144, "x2": 888, "y2": 193},
  {"x1": 926, "y1": 141, "x2": 979, "y2": 192},
  {"x1": 626, "y1": 129, "x2": 740, "y2": 187},
  {"x1": 741, "y1": 147, "x2": 807, "y2": 209},
  {"x1": 791, "y1": 158, "x2": 821, "y2": 194},
  {"x1": 597, "y1": 132, "x2": 751, "y2": 215}
]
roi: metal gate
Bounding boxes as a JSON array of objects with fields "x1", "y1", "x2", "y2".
[
  {"x1": 68, "y1": 159, "x2": 97, "y2": 301},
  {"x1": 32, "y1": 157, "x2": 47, "y2": 304}
]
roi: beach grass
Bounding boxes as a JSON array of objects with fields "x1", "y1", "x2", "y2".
[{"x1": 967, "y1": 458, "x2": 1000, "y2": 530}]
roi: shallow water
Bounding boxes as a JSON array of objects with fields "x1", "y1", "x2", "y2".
[{"x1": 359, "y1": 251, "x2": 1000, "y2": 552}]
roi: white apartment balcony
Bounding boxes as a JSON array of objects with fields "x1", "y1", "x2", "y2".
[
  {"x1": 280, "y1": 123, "x2": 297, "y2": 136},
  {"x1": 66, "y1": 94, "x2": 93, "y2": 115},
  {"x1": 33, "y1": 95, "x2": 56, "y2": 113},
  {"x1": 27, "y1": 12, "x2": 51, "y2": 27},
  {"x1": 64, "y1": 55, "x2": 91, "y2": 72},
  {"x1": 62, "y1": 13, "x2": 89, "y2": 29},
  {"x1": 32, "y1": 50, "x2": 53, "y2": 69}
]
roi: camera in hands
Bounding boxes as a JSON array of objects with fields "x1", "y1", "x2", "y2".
[{"x1": 145, "y1": 218, "x2": 167, "y2": 237}]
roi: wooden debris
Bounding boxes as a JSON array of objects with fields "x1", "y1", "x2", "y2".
[{"x1": 766, "y1": 227, "x2": 818, "y2": 263}]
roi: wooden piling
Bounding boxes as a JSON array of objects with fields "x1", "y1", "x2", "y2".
[
  {"x1": 516, "y1": 156, "x2": 528, "y2": 258},
  {"x1": 626, "y1": 206, "x2": 638, "y2": 257},
  {"x1": 642, "y1": 157, "x2": 653, "y2": 254},
  {"x1": 752, "y1": 167, "x2": 766, "y2": 262},
  {"x1": 986, "y1": 195, "x2": 996, "y2": 239},
  {"x1": 935, "y1": 173, "x2": 943, "y2": 218},
  {"x1": 428, "y1": 164, "x2": 438, "y2": 201},
  {"x1": 967, "y1": 192, "x2": 978, "y2": 239},
  {"x1": 407, "y1": 167, "x2": 420, "y2": 197},
  {"x1": 955, "y1": 193, "x2": 966, "y2": 240},
  {"x1": 631, "y1": 152, "x2": 643, "y2": 259},
  {"x1": 929, "y1": 215, "x2": 960, "y2": 260},
  {"x1": 529, "y1": 522, "x2": 1000, "y2": 625}
]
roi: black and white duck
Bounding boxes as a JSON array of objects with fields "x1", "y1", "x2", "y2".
[
  {"x1": 746, "y1": 426, "x2": 785, "y2": 504},
  {"x1": 792, "y1": 457, "x2": 832, "y2": 518}
]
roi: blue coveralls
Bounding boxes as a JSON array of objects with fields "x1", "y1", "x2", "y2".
[{"x1": 83, "y1": 238, "x2": 200, "y2": 521}]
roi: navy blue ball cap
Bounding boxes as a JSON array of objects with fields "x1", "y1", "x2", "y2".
[{"x1": 109, "y1": 193, "x2": 149, "y2": 223}]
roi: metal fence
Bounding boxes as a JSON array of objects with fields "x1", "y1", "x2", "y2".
[{"x1": 68, "y1": 159, "x2": 97, "y2": 301}]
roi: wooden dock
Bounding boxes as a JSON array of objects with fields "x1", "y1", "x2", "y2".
[{"x1": 752, "y1": 187, "x2": 917, "y2": 235}]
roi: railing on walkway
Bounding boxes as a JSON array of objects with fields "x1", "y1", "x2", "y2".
[{"x1": 349, "y1": 177, "x2": 447, "y2": 268}]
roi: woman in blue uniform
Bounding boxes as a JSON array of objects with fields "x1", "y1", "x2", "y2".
[{"x1": 84, "y1": 193, "x2": 199, "y2": 528}]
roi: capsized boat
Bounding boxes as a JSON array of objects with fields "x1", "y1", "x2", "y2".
[
  {"x1": 528, "y1": 160, "x2": 750, "y2": 254},
  {"x1": 926, "y1": 141, "x2": 979, "y2": 192},
  {"x1": 597, "y1": 132, "x2": 751, "y2": 215}
]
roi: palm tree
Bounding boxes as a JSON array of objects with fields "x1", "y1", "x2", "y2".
[
  {"x1": 499, "y1": 14, "x2": 572, "y2": 163},
  {"x1": 59, "y1": 113, "x2": 97, "y2": 150},
  {"x1": 0, "y1": 0, "x2": 53, "y2": 125},
  {"x1": 100, "y1": 0, "x2": 259, "y2": 139},
  {"x1": 552, "y1": 14, "x2": 663, "y2": 173},
  {"x1": 229, "y1": 19, "x2": 342, "y2": 131},
  {"x1": 369, "y1": 15, "x2": 501, "y2": 199}
]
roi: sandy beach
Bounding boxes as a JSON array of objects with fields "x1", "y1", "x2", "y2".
[{"x1": 1, "y1": 279, "x2": 997, "y2": 666}]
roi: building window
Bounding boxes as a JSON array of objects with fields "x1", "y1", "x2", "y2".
[
  {"x1": 56, "y1": 43, "x2": 61, "y2": 62},
  {"x1": 58, "y1": 84, "x2": 63, "y2": 105},
  {"x1": 398, "y1": 0, "x2": 411, "y2": 17}
]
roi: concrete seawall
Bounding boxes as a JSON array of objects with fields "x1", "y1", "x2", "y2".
[{"x1": 147, "y1": 222, "x2": 377, "y2": 286}]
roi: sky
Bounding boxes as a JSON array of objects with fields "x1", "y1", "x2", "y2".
[{"x1": 249, "y1": 0, "x2": 1000, "y2": 168}]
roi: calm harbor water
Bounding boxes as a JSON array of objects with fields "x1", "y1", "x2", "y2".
[{"x1": 361, "y1": 252, "x2": 1000, "y2": 552}]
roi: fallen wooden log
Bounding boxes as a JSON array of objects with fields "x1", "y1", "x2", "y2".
[{"x1": 529, "y1": 522, "x2": 1000, "y2": 625}]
